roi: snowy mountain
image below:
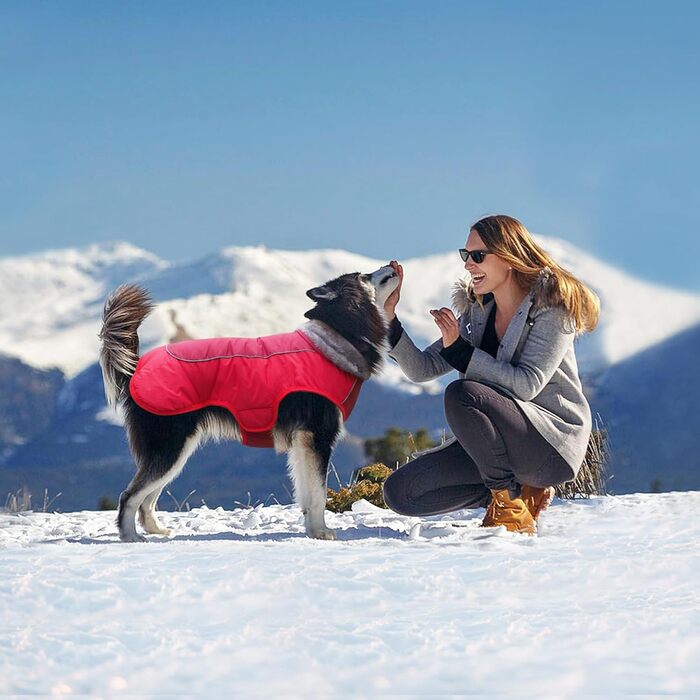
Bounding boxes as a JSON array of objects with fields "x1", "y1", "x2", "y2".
[
  {"x1": 0, "y1": 240, "x2": 699, "y2": 508},
  {"x1": 2, "y1": 493, "x2": 699, "y2": 695},
  {"x1": 0, "y1": 243, "x2": 167, "y2": 379},
  {"x1": 1, "y1": 239, "x2": 698, "y2": 383}
]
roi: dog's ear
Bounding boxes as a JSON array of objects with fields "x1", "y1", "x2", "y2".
[{"x1": 306, "y1": 285, "x2": 338, "y2": 302}]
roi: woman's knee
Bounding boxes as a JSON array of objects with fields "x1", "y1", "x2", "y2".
[{"x1": 444, "y1": 380, "x2": 489, "y2": 419}]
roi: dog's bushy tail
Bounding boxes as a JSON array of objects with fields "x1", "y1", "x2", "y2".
[{"x1": 99, "y1": 284, "x2": 154, "y2": 408}]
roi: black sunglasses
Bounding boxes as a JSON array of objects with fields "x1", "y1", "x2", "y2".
[{"x1": 459, "y1": 249, "x2": 490, "y2": 264}]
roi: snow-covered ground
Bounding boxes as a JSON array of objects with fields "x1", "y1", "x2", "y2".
[{"x1": 2, "y1": 492, "x2": 698, "y2": 695}]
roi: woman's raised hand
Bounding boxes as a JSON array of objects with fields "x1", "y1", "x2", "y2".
[
  {"x1": 384, "y1": 260, "x2": 403, "y2": 319},
  {"x1": 430, "y1": 307, "x2": 460, "y2": 347}
]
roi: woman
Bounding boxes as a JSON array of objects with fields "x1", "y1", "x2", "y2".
[{"x1": 382, "y1": 214, "x2": 599, "y2": 534}]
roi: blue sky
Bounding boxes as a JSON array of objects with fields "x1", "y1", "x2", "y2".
[{"x1": 1, "y1": 1, "x2": 699, "y2": 290}]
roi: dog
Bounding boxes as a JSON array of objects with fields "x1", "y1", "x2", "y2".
[{"x1": 99, "y1": 265, "x2": 400, "y2": 542}]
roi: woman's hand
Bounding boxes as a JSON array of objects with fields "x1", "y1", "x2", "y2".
[
  {"x1": 430, "y1": 307, "x2": 460, "y2": 347},
  {"x1": 384, "y1": 260, "x2": 403, "y2": 319}
]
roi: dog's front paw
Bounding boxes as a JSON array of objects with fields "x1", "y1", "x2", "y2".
[{"x1": 308, "y1": 527, "x2": 337, "y2": 541}]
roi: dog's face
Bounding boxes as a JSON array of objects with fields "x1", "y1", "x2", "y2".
[
  {"x1": 306, "y1": 265, "x2": 400, "y2": 312},
  {"x1": 304, "y1": 266, "x2": 400, "y2": 353},
  {"x1": 365, "y1": 264, "x2": 401, "y2": 309}
]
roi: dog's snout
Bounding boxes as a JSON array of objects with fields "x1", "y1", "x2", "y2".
[{"x1": 369, "y1": 264, "x2": 395, "y2": 282}]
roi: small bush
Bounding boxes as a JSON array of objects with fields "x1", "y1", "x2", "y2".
[
  {"x1": 4, "y1": 486, "x2": 32, "y2": 513},
  {"x1": 353, "y1": 462, "x2": 393, "y2": 485},
  {"x1": 3, "y1": 486, "x2": 61, "y2": 513},
  {"x1": 327, "y1": 462, "x2": 392, "y2": 512},
  {"x1": 555, "y1": 425, "x2": 609, "y2": 499}
]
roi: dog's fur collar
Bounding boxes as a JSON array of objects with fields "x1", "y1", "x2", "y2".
[
  {"x1": 451, "y1": 267, "x2": 559, "y2": 315},
  {"x1": 299, "y1": 320, "x2": 372, "y2": 380}
]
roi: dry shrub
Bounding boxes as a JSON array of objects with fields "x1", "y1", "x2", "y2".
[
  {"x1": 555, "y1": 424, "x2": 609, "y2": 499},
  {"x1": 326, "y1": 463, "x2": 392, "y2": 512}
]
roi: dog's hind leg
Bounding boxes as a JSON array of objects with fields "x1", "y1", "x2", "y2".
[
  {"x1": 138, "y1": 486, "x2": 171, "y2": 536},
  {"x1": 117, "y1": 433, "x2": 200, "y2": 542},
  {"x1": 287, "y1": 429, "x2": 336, "y2": 540},
  {"x1": 118, "y1": 468, "x2": 160, "y2": 543}
]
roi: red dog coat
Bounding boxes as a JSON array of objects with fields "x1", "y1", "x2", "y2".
[{"x1": 129, "y1": 330, "x2": 362, "y2": 448}]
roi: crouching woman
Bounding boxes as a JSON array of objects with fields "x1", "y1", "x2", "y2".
[{"x1": 382, "y1": 215, "x2": 600, "y2": 534}]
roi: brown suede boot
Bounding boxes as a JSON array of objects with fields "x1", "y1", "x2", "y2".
[
  {"x1": 481, "y1": 488, "x2": 536, "y2": 535},
  {"x1": 521, "y1": 485, "x2": 555, "y2": 521}
]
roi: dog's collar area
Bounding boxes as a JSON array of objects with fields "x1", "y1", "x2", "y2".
[{"x1": 299, "y1": 320, "x2": 373, "y2": 380}]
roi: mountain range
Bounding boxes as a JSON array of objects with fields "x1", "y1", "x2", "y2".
[{"x1": 1, "y1": 240, "x2": 698, "y2": 510}]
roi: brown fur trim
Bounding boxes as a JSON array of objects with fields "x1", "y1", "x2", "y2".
[{"x1": 451, "y1": 267, "x2": 560, "y2": 315}]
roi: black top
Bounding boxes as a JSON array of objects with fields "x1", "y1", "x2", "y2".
[
  {"x1": 479, "y1": 304, "x2": 501, "y2": 358},
  {"x1": 388, "y1": 305, "x2": 499, "y2": 375}
]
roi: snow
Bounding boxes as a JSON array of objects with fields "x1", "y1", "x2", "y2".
[
  {"x1": 2, "y1": 492, "x2": 699, "y2": 695},
  {"x1": 1, "y1": 240, "x2": 698, "y2": 385},
  {"x1": 0, "y1": 242, "x2": 167, "y2": 378}
]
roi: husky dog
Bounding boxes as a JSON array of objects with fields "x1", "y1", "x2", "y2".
[{"x1": 99, "y1": 265, "x2": 400, "y2": 542}]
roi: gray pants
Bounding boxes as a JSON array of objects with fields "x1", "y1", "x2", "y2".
[{"x1": 382, "y1": 380, "x2": 574, "y2": 517}]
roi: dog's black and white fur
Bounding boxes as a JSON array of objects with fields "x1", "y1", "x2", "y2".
[{"x1": 99, "y1": 265, "x2": 400, "y2": 542}]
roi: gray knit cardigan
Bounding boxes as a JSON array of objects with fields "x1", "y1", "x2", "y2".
[{"x1": 389, "y1": 270, "x2": 592, "y2": 473}]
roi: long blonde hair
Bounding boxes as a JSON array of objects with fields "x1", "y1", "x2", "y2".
[{"x1": 471, "y1": 215, "x2": 600, "y2": 334}]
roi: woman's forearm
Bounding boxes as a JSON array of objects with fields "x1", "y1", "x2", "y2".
[{"x1": 389, "y1": 326, "x2": 454, "y2": 382}]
